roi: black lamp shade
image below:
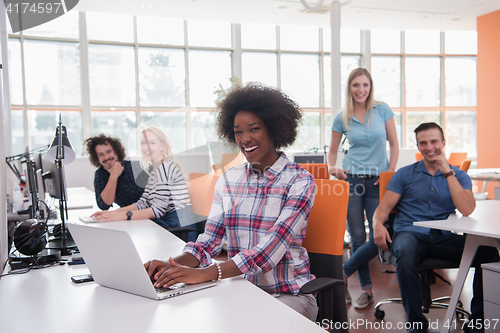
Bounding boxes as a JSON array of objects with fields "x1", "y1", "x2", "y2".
[
  {"x1": 47, "y1": 125, "x2": 75, "y2": 165},
  {"x1": 13, "y1": 220, "x2": 48, "y2": 256}
]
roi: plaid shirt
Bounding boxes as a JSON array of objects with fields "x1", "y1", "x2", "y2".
[
  {"x1": 94, "y1": 160, "x2": 146, "y2": 210},
  {"x1": 184, "y1": 153, "x2": 316, "y2": 295}
]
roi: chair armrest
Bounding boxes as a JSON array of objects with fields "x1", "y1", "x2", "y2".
[
  {"x1": 166, "y1": 226, "x2": 197, "y2": 233},
  {"x1": 300, "y1": 277, "x2": 344, "y2": 294},
  {"x1": 165, "y1": 226, "x2": 198, "y2": 243},
  {"x1": 378, "y1": 248, "x2": 385, "y2": 264}
]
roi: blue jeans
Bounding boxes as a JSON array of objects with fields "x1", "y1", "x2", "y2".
[
  {"x1": 391, "y1": 230, "x2": 500, "y2": 329},
  {"x1": 154, "y1": 208, "x2": 198, "y2": 243},
  {"x1": 342, "y1": 175, "x2": 380, "y2": 290}
]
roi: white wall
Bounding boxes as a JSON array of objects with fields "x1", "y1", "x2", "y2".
[{"x1": 395, "y1": 148, "x2": 419, "y2": 170}]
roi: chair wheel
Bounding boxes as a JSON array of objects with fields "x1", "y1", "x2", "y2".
[
  {"x1": 374, "y1": 309, "x2": 385, "y2": 320},
  {"x1": 457, "y1": 300, "x2": 464, "y2": 308}
]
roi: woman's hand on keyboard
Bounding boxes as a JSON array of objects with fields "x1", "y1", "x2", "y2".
[
  {"x1": 144, "y1": 259, "x2": 172, "y2": 282},
  {"x1": 152, "y1": 257, "x2": 211, "y2": 288}
]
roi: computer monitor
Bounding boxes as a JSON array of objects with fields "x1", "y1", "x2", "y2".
[
  {"x1": 293, "y1": 154, "x2": 326, "y2": 164},
  {"x1": 40, "y1": 152, "x2": 67, "y2": 201},
  {"x1": 34, "y1": 153, "x2": 46, "y2": 197},
  {"x1": 22, "y1": 156, "x2": 49, "y2": 220}
]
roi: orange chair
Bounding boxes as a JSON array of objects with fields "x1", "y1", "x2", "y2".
[
  {"x1": 299, "y1": 163, "x2": 330, "y2": 180},
  {"x1": 188, "y1": 173, "x2": 219, "y2": 232},
  {"x1": 213, "y1": 153, "x2": 244, "y2": 175},
  {"x1": 460, "y1": 159, "x2": 471, "y2": 172},
  {"x1": 379, "y1": 171, "x2": 396, "y2": 214},
  {"x1": 220, "y1": 153, "x2": 243, "y2": 165},
  {"x1": 448, "y1": 152, "x2": 467, "y2": 168},
  {"x1": 415, "y1": 152, "x2": 423, "y2": 161},
  {"x1": 300, "y1": 179, "x2": 349, "y2": 330}
]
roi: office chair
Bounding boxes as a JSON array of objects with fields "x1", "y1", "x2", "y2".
[
  {"x1": 415, "y1": 152, "x2": 423, "y2": 162},
  {"x1": 213, "y1": 153, "x2": 243, "y2": 176},
  {"x1": 188, "y1": 172, "x2": 219, "y2": 234},
  {"x1": 373, "y1": 172, "x2": 469, "y2": 320},
  {"x1": 166, "y1": 173, "x2": 219, "y2": 242},
  {"x1": 164, "y1": 223, "x2": 198, "y2": 243},
  {"x1": 298, "y1": 163, "x2": 330, "y2": 179},
  {"x1": 460, "y1": 159, "x2": 472, "y2": 172},
  {"x1": 448, "y1": 152, "x2": 468, "y2": 168},
  {"x1": 221, "y1": 152, "x2": 243, "y2": 165},
  {"x1": 300, "y1": 179, "x2": 349, "y2": 333}
]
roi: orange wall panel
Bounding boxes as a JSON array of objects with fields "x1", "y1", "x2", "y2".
[{"x1": 477, "y1": 10, "x2": 500, "y2": 168}]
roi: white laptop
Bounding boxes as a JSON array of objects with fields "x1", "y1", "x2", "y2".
[
  {"x1": 67, "y1": 223, "x2": 217, "y2": 300},
  {"x1": 67, "y1": 204, "x2": 94, "y2": 210},
  {"x1": 78, "y1": 216, "x2": 99, "y2": 223}
]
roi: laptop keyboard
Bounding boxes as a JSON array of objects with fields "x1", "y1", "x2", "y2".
[{"x1": 151, "y1": 278, "x2": 186, "y2": 294}]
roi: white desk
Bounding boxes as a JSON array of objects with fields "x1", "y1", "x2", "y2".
[
  {"x1": 468, "y1": 168, "x2": 500, "y2": 193},
  {"x1": 1, "y1": 218, "x2": 323, "y2": 333},
  {"x1": 414, "y1": 200, "x2": 500, "y2": 333}
]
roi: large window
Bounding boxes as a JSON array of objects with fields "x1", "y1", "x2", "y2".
[
  {"x1": 241, "y1": 52, "x2": 277, "y2": 87},
  {"x1": 10, "y1": 109, "x2": 24, "y2": 155},
  {"x1": 370, "y1": 29, "x2": 478, "y2": 158},
  {"x1": 371, "y1": 56, "x2": 401, "y2": 108},
  {"x1": 88, "y1": 44, "x2": 136, "y2": 107},
  {"x1": 7, "y1": 15, "x2": 478, "y2": 160},
  {"x1": 191, "y1": 110, "x2": 219, "y2": 150},
  {"x1": 24, "y1": 40, "x2": 81, "y2": 105},
  {"x1": 7, "y1": 39, "x2": 23, "y2": 105},
  {"x1": 281, "y1": 53, "x2": 320, "y2": 108},
  {"x1": 445, "y1": 57, "x2": 477, "y2": 107},
  {"x1": 28, "y1": 109, "x2": 83, "y2": 156},
  {"x1": 188, "y1": 50, "x2": 232, "y2": 107},
  {"x1": 138, "y1": 48, "x2": 186, "y2": 107},
  {"x1": 405, "y1": 57, "x2": 441, "y2": 107}
]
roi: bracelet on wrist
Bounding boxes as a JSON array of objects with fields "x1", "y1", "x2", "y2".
[{"x1": 213, "y1": 261, "x2": 222, "y2": 282}]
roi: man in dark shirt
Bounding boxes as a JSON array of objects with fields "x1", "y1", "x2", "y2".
[
  {"x1": 373, "y1": 123, "x2": 499, "y2": 333},
  {"x1": 84, "y1": 134, "x2": 147, "y2": 210}
]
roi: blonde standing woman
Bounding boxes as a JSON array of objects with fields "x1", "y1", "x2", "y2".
[{"x1": 328, "y1": 68, "x2": 399, "y2": 309}]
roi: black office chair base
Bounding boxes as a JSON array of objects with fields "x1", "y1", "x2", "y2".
[{"x1": 373, "y1": 297, "x2": 469, "y2": 321}]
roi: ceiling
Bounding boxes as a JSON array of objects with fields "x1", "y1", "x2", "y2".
[{"x1": 73, "y1": 0, "x2": 500, "y2": 31}]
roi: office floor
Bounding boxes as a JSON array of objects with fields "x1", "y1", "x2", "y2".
[{"x1": 342, "y1": 246, "x2": 472, "y2": 333}]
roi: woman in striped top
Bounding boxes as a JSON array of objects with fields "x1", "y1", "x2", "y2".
[{"x1": 92, "y1": 126, "x2": 197, "y2": 241}]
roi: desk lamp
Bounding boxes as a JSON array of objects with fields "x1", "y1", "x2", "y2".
[{"x1": 44, "y1": 115, "x2": 77, "y2": 255}]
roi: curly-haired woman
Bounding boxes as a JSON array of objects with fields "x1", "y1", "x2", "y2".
[{"x1": 145, "y1": 83, "x2": 319, "y2": 321}]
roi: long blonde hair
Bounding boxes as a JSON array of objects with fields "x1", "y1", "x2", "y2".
[
  {"x1": 140, "y1": 126, "x2": 175, "y2": 171},
  {"x1": 341, "y1": 68, "x2": 380, "y2": 131}
]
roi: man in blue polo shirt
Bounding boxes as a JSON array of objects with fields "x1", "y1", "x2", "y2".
[
  {"x1": 373, "y1": 122, "x2": 499, "y2": 333},
  {"x1": 84, "y1": 134, "x2": 147, "y2": 210}
]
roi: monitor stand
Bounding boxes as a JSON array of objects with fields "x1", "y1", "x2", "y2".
[{"x1": 46, "y1": 230, "x2": 77, "y2": 256}]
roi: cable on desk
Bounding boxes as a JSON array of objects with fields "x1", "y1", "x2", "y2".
[{"x1": 1, "y1": 255, "x2": 65, "y2": 278}]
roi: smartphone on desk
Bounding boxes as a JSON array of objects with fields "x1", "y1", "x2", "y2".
[{"x1": 71, "y1": 273, "x2": 94, "y2": 284}]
